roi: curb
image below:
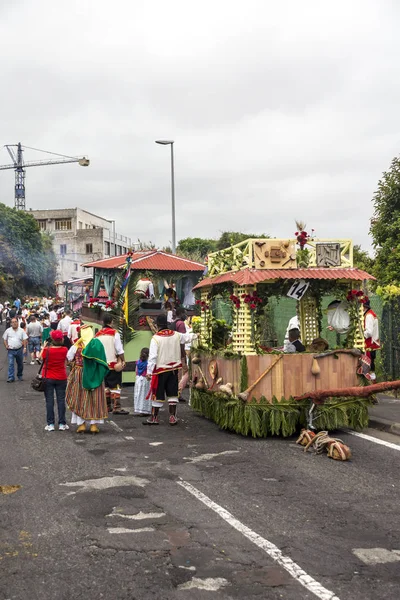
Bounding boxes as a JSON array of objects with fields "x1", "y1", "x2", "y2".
[{"x1": 368, "y1": 417, "x2": 400, "y2": 437}]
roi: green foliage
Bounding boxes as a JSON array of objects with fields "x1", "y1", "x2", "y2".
[
  {"x1": 0, "y1": 203, "x2": 57, "y2": 296},
  {"x1": 296, "y1": 248, "x2": 311, "y2": 268},
  {"x1": 190, "y1": 390, "x2": 370, "y2": 438},
  {"x1": 370, "y1": 157, "x2": 400, "y2": 284},
  {"x1": 376, "y1": 284, "x2": 400, "y2": 303},
  {"x1": 177, "y1": 237, "x2": 217, "y2": 259},
  {"x1": 216, "y1": 231, "x2": 270, "y2": 250},
  {"x1": 353, "y1": 244, "x2": 375, "y2": 273},
  {"x1": 240, "y1": 356, "x2": 248, "y2": 392}
]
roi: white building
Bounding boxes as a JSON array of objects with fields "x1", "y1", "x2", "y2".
[{"x1": 30, "y1": 207, "x2": 133, "y2": 289}]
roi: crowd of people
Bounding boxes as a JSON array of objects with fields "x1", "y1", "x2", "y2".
[{"x1": 1, "y1": 295, "x2": 197, "y2": 433}]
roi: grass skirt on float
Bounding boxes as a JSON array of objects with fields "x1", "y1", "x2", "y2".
[
  {"x1": 134, "y1": 375, "x2": 151, "y2": 415},
  {"x1": 66, "y1": 364, "x2": 108, "y2": 424}
]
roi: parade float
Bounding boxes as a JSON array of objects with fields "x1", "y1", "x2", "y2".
[
  {"x1": 81, "y1": 250, "x2": 204, "y2": 383},
  {"x1": 190, "y1": 232, "x2": 400, "y2": 438}
]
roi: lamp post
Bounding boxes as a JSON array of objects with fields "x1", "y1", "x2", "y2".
[{"x1": 155, "y1": 140, "x2": 176, "y2": 254}]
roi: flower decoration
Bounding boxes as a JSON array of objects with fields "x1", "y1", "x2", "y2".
[
  {"x1": 346, "y1": 289, "x2": 368, "y2": 304},
  {"x1": 196, "y1": 299, "x2": 210, "y2": 312},
  {"x1": 229, "y1": 294, "x2": 241, "y2": 309},
  {"x1": 294, "y1": 221, "x2": 314, "y2": 250},
  {"x1": 242, "y1": 292, "x2": 262, "y2": 311},
  {"x1": 139, "y1": 316, "x2": 148, "y2": 327}
]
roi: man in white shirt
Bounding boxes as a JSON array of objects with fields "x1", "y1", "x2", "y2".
[
  {"x1": 58, "y1": 310, "x2": 73, "y2": 348},
  {"x1": 3, "y1": 318, "x2": 28, "y2": 382},
  {"x1": 49, "y1": 306, "x2": 58, "y2": 330},
  {"x1": 145, "y1": 314, "x2": 197, "y2": 426},
  {"x1": 27, "y1": 315, "x2": 43, "y2": 364}
]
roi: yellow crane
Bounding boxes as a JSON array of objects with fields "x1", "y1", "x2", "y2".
[{"x1": 0, "y1": 143, "x2": 89, "y2": 210}]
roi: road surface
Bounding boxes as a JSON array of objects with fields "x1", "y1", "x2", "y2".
[{"x1": 0, "y1": 357, "x2": 399, "y2": 600}]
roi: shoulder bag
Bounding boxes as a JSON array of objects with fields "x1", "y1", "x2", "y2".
[{"x1": 31, "y1": 347, "x2": 49, "y2": 392}]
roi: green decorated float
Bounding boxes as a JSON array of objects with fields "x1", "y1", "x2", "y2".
[
  {"x1": 81, "y1": 250, "x2": 204, "y2": 383},
  {"x1": 190, "y1": 233, "x2": 400, "y2": 438}
]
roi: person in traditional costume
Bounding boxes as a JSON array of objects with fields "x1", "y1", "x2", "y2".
[
  {"x1": 57, "y1": 309, "x2": 73, "y2": 349},
  {"x1": 95, "y1": 313, "x2": 128, "y2": 415},
  {"x1": 133, "y1": 347, "x2": 151, "y2": 416},
  {"x1": 163, "y1": 280, "x2": 177, "y2": 307},
  {"x1": 364, "y1": 298, "x2": 380, "y2": 380},
  {"x1": 67, "y1": 314, "x2": 82, "y2": 345},
  {"x1": 66, "y1": 326, "x2": 109, "y2": 433},
  {"x1": 134, "y1": 277, "x2": 155, "y2": 299},
  {"x1": 144, "y1": 314, "x2": 197, "y2": 426}
]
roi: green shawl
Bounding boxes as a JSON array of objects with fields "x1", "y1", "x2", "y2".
[{"x1": 82, "y1": 338, "x2": 109, "y2": 390}]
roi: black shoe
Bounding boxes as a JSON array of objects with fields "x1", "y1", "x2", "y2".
[
  {"x1": 7, "y1": 379, "x2": 15, "y2": 383},
  {"x1": 178, "y1": 396, "x2": 186, "y2": 403}
]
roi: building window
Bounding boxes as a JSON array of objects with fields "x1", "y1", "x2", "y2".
[
  {"x1": 55, "y1": 219, "x2": 72, "y2": 231},
  {"x1": 105, "y1": 241, "x2": 110, "y2": 255},
  {"x1": 60, "y1": 244, "x2": 67, "y2": 256},
  {"x1": 85, "y1": 224, "x2": 90, "y2": 229},
  {"x1": 74, "y1": 263, "x2": 78, "y2": 271},
  {"x1": 86, "y1": 243, "x2": 93, "y2": 254},
  {"x1": 38, "y1": 220, "x2": 47, "y2": 231},
  {"x1": 78, "y1": 221, "x2": 83, "y2": 229}
]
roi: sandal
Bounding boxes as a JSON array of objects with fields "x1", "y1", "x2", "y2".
[{"x1": 113, "y1": 409, "x2": 129, "y2": 415}]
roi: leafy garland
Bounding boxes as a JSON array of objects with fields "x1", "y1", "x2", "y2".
[{"x1": 191, "y1": 389, "x2": 371, "y2": 438}]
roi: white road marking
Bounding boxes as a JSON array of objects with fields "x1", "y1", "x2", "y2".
[
  {"x1": 178, "y1": 480, "x2": 340, "y2": 600},
  {"x1": 60, "y1": 475, "x2": 148, "y2": 492},
  {"x1": 149, "y1": 442, "x2": 164, "y2": 446},
  {"x1": 353, "y1": 548, "x2": 400, "y2": 565},
  {"x1": 183, "y1": 450, "x2": 240, "y2": 463},
  {"x1": 108, "y1": 527, "x2": 154, "y2": 534},
  {"x1": 177, "y1": 577, "x2": 229, "y2": 591},
  {"x1": 125, "y1": 436, "x2": 135, "y2": 440},
  {"x1": 107, "y1": 511, "x2": 165, "y2": 520},
  {"x1": 112, "y1": 467, "x2": 128, "y2": 472},
  {"x1": 178, "y1": 566, "x2": 196, "y2": 571},
  {"x1": 108, "y1": 420, "x2": 123, "y2": 433},
  {"x1": 347, "y1": 431, "x2": 400, "y2": 451}
]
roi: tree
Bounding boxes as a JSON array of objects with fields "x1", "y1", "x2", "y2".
[
  {"x1": 370, "y1": 157, "x2": 400, "y2": 285},
  {"x1": 216, "y1": 231, "x2": 269, "y2": 250},
  {"x1": 0, "y1": 203, "x2": 57, "y2": 297},
  {"x1": 353, "y1": 244, "x2": 375, "y2": 274},
  {"x1": 177, "y1": 237, "x2": 217, "y2": 259}
]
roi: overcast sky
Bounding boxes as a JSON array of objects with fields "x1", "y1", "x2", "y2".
[{"x1": 0, "y1": 0, "x2": 398, "y2": 251}]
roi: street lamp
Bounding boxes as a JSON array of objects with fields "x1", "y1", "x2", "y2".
[{"x1": 155, "y1": 139, "x2": 176, "y2": 254}]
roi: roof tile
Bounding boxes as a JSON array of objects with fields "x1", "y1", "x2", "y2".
[
  {"x1": 194, "y1": 267, "x2": 375, "y2": 289},
  {"x1": 83, "y1": 250, "x2": 205, "y2": 272}
]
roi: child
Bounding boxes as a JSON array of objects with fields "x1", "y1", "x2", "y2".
[
  {"x1": 42, "y1": 317, "x2": 51, "y2": 347},
  {"x1": 133, "y1": 348, "x2": 151, "y2": 416}
]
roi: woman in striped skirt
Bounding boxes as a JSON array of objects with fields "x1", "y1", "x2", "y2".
[{"x1": 66, "y1": 331, "x2": 108, "y2": 434}]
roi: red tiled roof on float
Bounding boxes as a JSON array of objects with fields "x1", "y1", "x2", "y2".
[
  {"x1": 193, "y1": 267, "x2": 376, "y2": 290},
  {"x1": 82, "y1": 250, "x2": 205, "y2": 272}
]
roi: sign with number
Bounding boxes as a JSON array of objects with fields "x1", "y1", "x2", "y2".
[{"x1": 287, "y1": 279, "x2": 310, "y2": 301}]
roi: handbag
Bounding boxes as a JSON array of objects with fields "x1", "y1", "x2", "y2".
[{"x1": 31, "y1": 347, "x2": 49, "y2": 392}]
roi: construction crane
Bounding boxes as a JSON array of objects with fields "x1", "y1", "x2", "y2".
[{"x1": 0, "y1": 143, "x2": 90, "y2": 210}]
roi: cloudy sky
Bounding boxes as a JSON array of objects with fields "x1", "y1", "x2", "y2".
[{"x1": 0, "y1": 0, "x2": 398, "y2": 251}]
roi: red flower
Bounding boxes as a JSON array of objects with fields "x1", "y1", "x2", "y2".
[
  {"x1": 195, "y1": 299, "x2": 201, "y2": 305},
  {"x1": 250, "y1": 303, "x2": 257, "y2": 310},
  {"x1": 356, "y1": 291, "x2": 364, "y2": 297}
]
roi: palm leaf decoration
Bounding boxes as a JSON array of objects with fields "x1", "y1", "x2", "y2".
[
  {"x1": 191, "y1": 389, "x2": 370, "y2": 438},
  {"x1": 111, "y1": 266, "x2": 139, "y2": 345}
]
